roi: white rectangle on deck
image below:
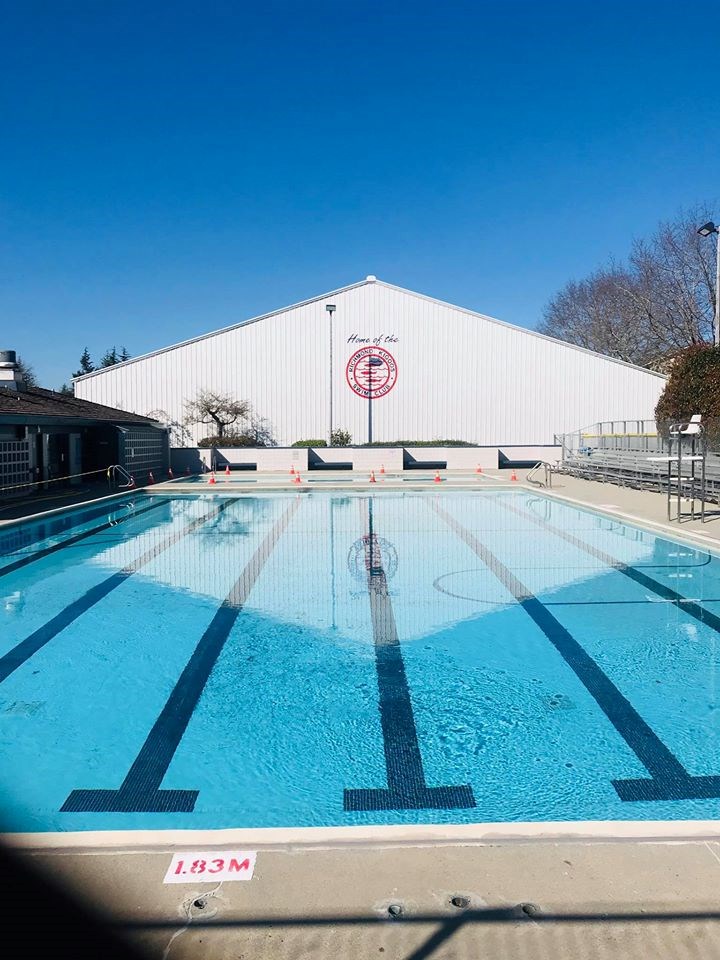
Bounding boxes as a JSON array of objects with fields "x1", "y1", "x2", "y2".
[
  {"x1": 201, "y1": 448, "x2": 309, "y2": 471},
  {"x1": 405, "y1": 446, "x2": 498, "y2": 469},
  {"x1": 163, "y1": 850, "x2": 257, "y2": 883},
  {"x1": 318, "y1": 447, "x2": 404, "y2": 471},
  {"x1": 499, "y1": 445, "x2": 563, "y2": 465}
]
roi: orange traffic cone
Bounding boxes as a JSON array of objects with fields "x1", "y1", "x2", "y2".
[
  {"x1": 209, "y1": 472, "x2": 217, "y2": 485},
  {"x1": 475, "y1": 464, "x2": 483, "y2": 474},
  {"x1": 290, "y1": 465, "x2": 295, "y2": 475},
  {"x1": 168, "y1": 467, "x2": 174, "y2": 479},
  {"x1": 434, "y1": 470, "x2": 442, "y2": 483},
  {"x1": 510, "y1": 470, "x2": 518, "y2": 482},
  {"x1": 225, "y1": 465, "x2": 231, "y2": 478},
  {"x1": 293, "y1": 473, "x2": 301, "y2": 484},
  {"x1": 148, "y1": 471, "x2": 155, "y2": 485},
  {"x1": 380, "y1": 464, "x2": 385, "y2": 475},
  {"x1": 369, "y1": 471, "x2": 377, "y2": 483}
]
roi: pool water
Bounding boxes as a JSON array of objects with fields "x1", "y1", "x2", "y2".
[{"x1": 2, "y1": 489, "x2": 720, "y2": 832}]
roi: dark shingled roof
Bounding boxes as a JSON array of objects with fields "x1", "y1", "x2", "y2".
[{"x1": 0, "y1": 386, "x2": 160, "y2": 424}]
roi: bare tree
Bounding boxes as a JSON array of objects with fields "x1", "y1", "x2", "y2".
[
  {"x1": 183, "y1": 390, "x2": 251, "y2": 440},
  {"x1": 539, "y1": 266, "x2": 650, "y2": 364},
  {"x1": 146, "y1": 409, "x2": 194, "y2": 447},
  {"x1": 626, "y1": 206, "x2": 715, "y2": 354},
  {"x1": 246, "y1": 415, "x2": 277, "y2": 447},
  {"x1": 539, "y1": 204, "x2": 717, "y2": 367}
]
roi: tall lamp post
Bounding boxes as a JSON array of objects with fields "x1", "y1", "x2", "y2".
[
  {"x1": 367, "y1": 356, "x2": 383, "y2": 444},
  {"x1": 697, "y1": 221, "x2": 720, "y2": 347},
  {"x1": 325, "y1": 304, "x2": 336, "y2": 443}
]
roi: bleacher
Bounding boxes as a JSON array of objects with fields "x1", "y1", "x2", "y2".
[{"x1": 555, "y1": 420, "x2": 720, "y2": 504}]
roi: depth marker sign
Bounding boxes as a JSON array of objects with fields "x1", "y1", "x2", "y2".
[{"x1": 163, "y1": 850, "x2": 257, "y2": 883}]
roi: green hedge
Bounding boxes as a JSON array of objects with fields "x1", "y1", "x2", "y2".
[
  {"x1": 360, "y1": 439, "x2": 475, "y2": 447},
  {"x1": 655, "y1": 345, "x2": 720, "y2": 447},
  {"x1": 199, "y1": 433, "x2": 264, "y2": 448},
  {"x1": 291, "y1": 439, "x2": 475, "y2": 448},
  {"x1": 655, "y1": 345, "x2": 720, "y2": 420}
]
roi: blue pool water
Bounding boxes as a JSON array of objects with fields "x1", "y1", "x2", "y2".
[{"x1": 2, "y1": 488, "x2": 720, "y2": 831}]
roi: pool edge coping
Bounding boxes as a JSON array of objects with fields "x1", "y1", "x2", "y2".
[
  {"x1": 0, "y1": 487, "x2": 161, "y2": 530},
  {"x1": 6, "y1": 819, "x2": 720, "y2": 851},
  {"x1": 518, "y1": 483, "x2": 720, "y2": 556}
]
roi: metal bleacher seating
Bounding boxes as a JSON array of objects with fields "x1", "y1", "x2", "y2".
[{"x1": 556, "y1": 419, "x2": 720, "y2": 510}]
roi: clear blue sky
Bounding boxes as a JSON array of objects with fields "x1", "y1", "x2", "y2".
[{"x1": 3, "y1": 0, "x2": 719, "y2": 388}]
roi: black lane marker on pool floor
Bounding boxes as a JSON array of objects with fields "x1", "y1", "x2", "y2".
[
  {"x1": 344, "y1": 500, "x2": 475, "y2": 812},
  {"x1": 62, "y1": 498, "x2": 299, "y2": 814},
  {"x1": 499, "y1": 498, "x2": 720, "y2": 636},
  {"x1": 0, "y1": 498, "x2": 168, "y2": 579},
  {"x1": 0, "y1": 499, "x2": 236, "y2": 686},
  {"x1": 432, "y1": 500, "x2": 720, "y2": 804}
]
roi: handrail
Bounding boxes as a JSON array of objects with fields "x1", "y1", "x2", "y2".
[
  {"x1": 526, "y1": 461, "x2": 553, "y2": 488},
  {"x1": 107, "y1": 464, "x2": 136, "y2": 491}
]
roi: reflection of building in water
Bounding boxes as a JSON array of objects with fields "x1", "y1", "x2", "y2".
[
  {"x1": 2, "y1": 492, "x2": 712, "y2": 652},
  {"x1": 347, "y1": 535, "x2": 398, "y2": 583}
]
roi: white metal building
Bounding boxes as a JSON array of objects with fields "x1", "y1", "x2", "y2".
[{"x1": 73, "y1": 277, "x2": 665, "y2": 448}]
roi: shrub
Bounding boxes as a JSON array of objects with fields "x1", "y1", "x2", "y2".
[
  {"x1": 292, "y1": 439, "x2": 327, "y2": 447},
  {"x1": 199, "y1": 431, "x2": 268, "y2": 448},
  {"x1": 330, "y1": 429, "x2": 351, "y2": 447},
  {"x1": 361, "y1": 439, "x2": 476, "y2": 447},
  {"x1": 654, "y1": 345, "x2": 720, "y2": 448}
]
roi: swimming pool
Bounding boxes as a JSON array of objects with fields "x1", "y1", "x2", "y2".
[{"x1": 2, "y1": 488, "x2": 720, "y2": 832}]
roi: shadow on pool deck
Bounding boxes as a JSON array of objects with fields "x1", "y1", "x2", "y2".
[
  {"x1": 7, "y1": 838, "x2": 720, "y2": 959},
  {"x1": 5, "y1": 836, "x2": 720, "y2": 960},
  {"x1": 0, "y1": 480, "x2": 134, "y2": 523}
]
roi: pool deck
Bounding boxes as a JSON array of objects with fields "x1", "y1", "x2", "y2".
[
  {"x1": 9, "y1": 835, "x2": 720, "y2": 958},
  {"x1": 5, "y1": 469, "x2": 720, "y2": 957}
]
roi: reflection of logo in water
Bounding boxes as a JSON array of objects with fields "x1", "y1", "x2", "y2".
[
  {"x1": 347, "y1": 535, "x2": 399, "y2": 581},
  {"x1": 346, "y1": 347, "x2": 398, "y2": 399}
]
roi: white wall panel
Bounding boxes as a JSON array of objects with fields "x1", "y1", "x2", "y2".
[{"x1": 75, "y1": 279, "x2": 666, "y2": 447}]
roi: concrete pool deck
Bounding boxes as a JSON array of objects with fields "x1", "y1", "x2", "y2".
[
  {"x1": 8, "y1": 836, "x2": 720, "y2": 958},
  {"x1": 4, "y1": 469, "x2": 720, "y2": 957},
  {"x1": 526, "y1": 470, "x2": 720, "y2": 546}
]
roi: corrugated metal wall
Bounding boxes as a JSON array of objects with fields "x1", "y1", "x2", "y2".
[
  {"x1": 74, "y1": 280, "x2": 666, "y2": 447},
  {"x1": 118, "y1": 425, "x2": 170, "y2": 481}
]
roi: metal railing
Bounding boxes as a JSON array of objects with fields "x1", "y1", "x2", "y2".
[
  {"x1": 556, "y1": 418, "x2": 720, "y2": 458},
  {"x1": 555, "y1": 419, "x2": 720, "y2": 522},
  {"x1": 555, "y1": 420, "x2": 661, "y2": 457},
  {"x1": 526, "y1": 461, "x2": 554, "y2": 488},
  {"x1": 107, "y1": 464, "x2": 135, "y2": 491}
]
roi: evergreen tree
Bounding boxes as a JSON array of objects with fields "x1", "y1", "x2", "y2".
[
  {"x1": 119, "y1": 346, "x2": 131, "y2": 362},
  {"x1": 73, "y1": 348, "x2": 94, "y2": 378},
  {"x1": 15, "y1": 356, "x2": 37, "y2": 387},
  {"x1": 58, "y1": 383, "x2": 73, "y2": 396},
  {"x1": 100, "y1": 347, "x2": 118, "y2": 367}
]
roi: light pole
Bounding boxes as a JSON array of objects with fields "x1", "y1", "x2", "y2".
[
  {"x1": 697, "y1": 221, "x2": 720, "y2": 347},
  {"x1": 325, "y1": 304, "x2": 336, "y2": 443},
  {"x1": 367, "y1": 356, "x2": 383, "y2": 444}
]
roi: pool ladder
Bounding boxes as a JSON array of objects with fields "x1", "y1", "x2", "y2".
[
  {"x1": 107, "y1": 464, "x2": 136, "y2": 491},
  {"x1": 526, "y1": 461, "x2": 554, "y2": 488}
]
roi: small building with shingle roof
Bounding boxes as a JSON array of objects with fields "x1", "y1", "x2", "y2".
[{"x1": 0, "y1": 350, "x2": 168, "y2": 496}]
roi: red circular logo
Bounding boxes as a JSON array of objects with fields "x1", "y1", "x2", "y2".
[{"x1": 345, "y1": 347, "x2": 398, "y2": 399}]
